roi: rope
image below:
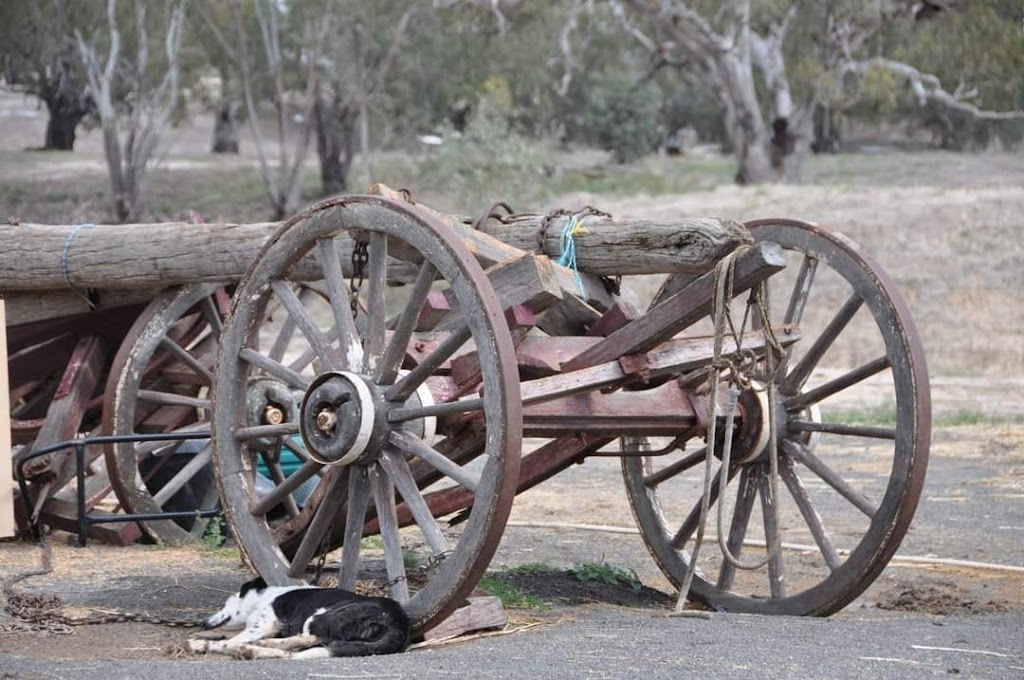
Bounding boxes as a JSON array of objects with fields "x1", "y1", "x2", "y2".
[
  {"x1": 556, "y1": 214, "x2": 587, "y2": 294},
  {"x1": 60, "y1": 222, "x2": 100, "y2": 309},
  {"x1": 673, "y1": 246, "x2": 786, "y2": 612}
]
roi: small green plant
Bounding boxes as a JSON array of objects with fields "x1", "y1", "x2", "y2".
[
  {"x1": 570, "y1": 562, "x2": 643, "y2": 593},
  {"x1": 477, "y1": 573, "x2": 548, "y2": 611},
  {"x1": 199, "y1": 515, "x2": 227, "y2": 550},
  {"x1": 360, "y1": 535, "x2": 384, "y2": 550},
  {"x1": 502, "y1": 562, "x2": 558, "y2": 576},
  {"x1": 402, "y1": 549, "x2": 423, "y2": 570}
]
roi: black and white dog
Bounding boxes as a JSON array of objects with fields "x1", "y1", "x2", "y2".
[{"x1": 189, "y1": 577, "x2": 410, "y2": 659}]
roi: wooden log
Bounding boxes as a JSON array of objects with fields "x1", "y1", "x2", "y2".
[{"x1": 0, "y1": 197, "x2": 751, "y2": 291}]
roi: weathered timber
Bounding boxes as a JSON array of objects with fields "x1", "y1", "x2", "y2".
[
  {"x1": 481, "y1": 214, "x2": 753, "y2": 276},
  {"x1": 0, "y1": 195, "x2": 752, "y2": 292},
  {"x1": 422, "y1": 596, "x2": 508, "y2": 641},
  {"x1": 0, "y1": 221, "x2": 280, "y2": 291},
  {"x1": 561, "y1": 242, "x2": 787, "y2": 372},
  {"x1": 4, "y1": 288, "x2": 162, "y2": 326}
]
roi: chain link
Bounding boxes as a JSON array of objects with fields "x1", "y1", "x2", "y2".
[{"x1": 350, "y1": 237, "x2": 369, "y2": 317}]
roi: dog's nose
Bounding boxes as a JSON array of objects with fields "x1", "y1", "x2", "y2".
[{"x1": 203, "y1": 619, "x2": 218, "y2": 630}]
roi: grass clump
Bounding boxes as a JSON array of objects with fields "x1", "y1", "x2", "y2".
[{"x1": 570, "y1": 562, "x2": 643, "y2": 592}]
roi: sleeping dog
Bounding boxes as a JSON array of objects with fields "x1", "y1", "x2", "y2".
[{"x1": 189, "y1": 577, "x2": 410, "y2": 659}]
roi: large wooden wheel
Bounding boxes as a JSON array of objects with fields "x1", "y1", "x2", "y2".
[
  {"x1": 623, "y1": 219, "x2": 930, "y2": 615},
  {"x1": 211, "y1": 196, "x2": 522, "y2": 634},
  {"x1": 103, "y1": 284, "x2": 228, "y2": 543}
]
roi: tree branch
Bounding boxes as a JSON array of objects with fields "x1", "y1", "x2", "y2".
[{"x1": 845, "y1": 57, "x2": 1024, "y2": 120}]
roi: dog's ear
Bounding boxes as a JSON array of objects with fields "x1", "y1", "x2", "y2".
[{"x1": 239, "y1": 576, "x2": 267, "y2": 595}]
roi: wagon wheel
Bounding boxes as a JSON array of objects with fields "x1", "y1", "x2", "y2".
[
  {"x1": 622, "y1": 218, "x2": 930, "y2": 615},
  {"x1": 212, "y1": 195, "x2": 521, "y2": 634},
  {"x1": 103, "y1": 283, "x2": 229, "y2": 543}
]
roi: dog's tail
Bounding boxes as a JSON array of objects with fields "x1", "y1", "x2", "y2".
[{"x1": 311, "y1": 599, "x2": 411, "y2": 657}]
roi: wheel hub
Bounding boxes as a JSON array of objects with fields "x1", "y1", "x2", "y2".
[
  {"x1": 718, "y1": 381, "x2": 773, "y2": 465},
  {"x1": 300, "y1": 371, "x2": 380, "y2": 466},
  {"x1": 245, "y1": 379, "x2": 299, "y2": 452}
]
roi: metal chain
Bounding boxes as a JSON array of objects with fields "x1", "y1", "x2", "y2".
[
  {"x1": 2, "y1": 531, "x2": 200, "y2": 634},
  {"x1": 350, "y1": 237, "x2": 369, "y2": 317}
]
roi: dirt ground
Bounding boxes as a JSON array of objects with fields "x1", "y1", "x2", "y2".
[{"x1": 2, "y1": 90, "x2": 1023, "y2": 663}]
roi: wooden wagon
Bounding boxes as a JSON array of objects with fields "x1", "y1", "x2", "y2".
[{"x1": 1, "y1": 185, "x2": 930, "y2": 635}]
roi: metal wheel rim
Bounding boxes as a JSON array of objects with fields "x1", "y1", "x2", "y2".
[
  {"x1": 623, "y1": 218, "x2": 930, "y2": 615},
  {"x1": 211, "y1": 195, "x2": 522, "y2": 634}
]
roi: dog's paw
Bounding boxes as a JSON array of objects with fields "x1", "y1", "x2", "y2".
[
  {"x1": 228, "y1": 644, "x2": 289, "y2": 660},
  {"x1": 187, "y1": 639, "x2": 211, "y2": 654}
]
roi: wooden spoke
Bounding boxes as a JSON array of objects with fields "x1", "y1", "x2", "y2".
[
  {"x1": 239, "y1": 347, "x2": 310, "y2": 390},
  {"x1": 716, "y1": 466, "x2": 757, "y2": 590},
  {"x1": 670, "y1": 464, "x2": 731, "y2": 550},
  {"x1": 262, "y1": 453, "x2": 301, "y2": 519},
  {"x1": 389, "y1": 430, "x2": 480, "y2": 493},
  {"x1": 784, "y1": 254, "x2": 819, "y2": 326},
  {"x1": 377, "y1": 262, "x2": 438, "y2": 386},
  {"x1": 151, "y1": 443, "x2": 213, "y2": 506},
  {"x1": 387, "y1": 396, "x2": 484, "y2": 424},
  {"x1": 137, "y1": 390, "x2": 210, "y2": 410},
  {"x1": 785, "y1": 356, "x2": 891, "y2": 411},
  {"x1": 386, "y1": 325, "x2": 472, "y2": 403},
  {"x1": 199, "y1": 295, "x2": 224, "y2": 341},
  {"x1": 779, "y1": 456, "x2": 841, "y2": 571},
  {"x1": 268, "y1": 286, "x2": 307, "y2": 362},
  {"x1": 250, "y1": 459, "x2": 323, "y2": 517},
  {"x1": 781, "y1": 293, "x2": 863, "y2": 394},
  {"x1": 288, "y1": 470, "x2": 347, "y2": 578},
  {"x1": 643, "y1": 446, "x2": 707, "y2": 488},
  {"x1": 270, "y1": 280, "x2": 342, "y2": 369},
  {"x1": 281, "y1": 436, "x2": 315, "y2": 465},
  {"x1": 379, "y1": 449, "x2": 450, "y2": 556},
  {"x1": 757, "y1": 466, "x2": 786, "y2": 598},
  {"x1": 782, "y1": 439, "x2": 878, "y2": 518},
  {"x1": 338, "y1": 466, "x2": 370, "y2": 590},
  {"x1": 316, "y1": 237, "x2": 362, "y2": 370},
  {"x1": 362, "y1": 231, "x2": 389, "y2": 374},
  {"x1": 370, "y1": 464, "x2": 410, "y2": 602},
  {"x1": 158, "y1": 336, "x2": 214, "y2": 385},
  {"x1": 787, "y1": 420, "x2": 896, "y2": 440}
]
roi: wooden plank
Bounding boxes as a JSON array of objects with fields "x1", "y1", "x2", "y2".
[
  {"x1": 561, "y1": 242, "x2": 786, "y2": 372},
  {"x1": 21, "y1": 334, "x2": 109, "y2": 515},
  {"x1": 423, "y1": 596, "x2": 508, "y2": 641},
  {"x1": 0, "y1": 298, "x2": 13, "y2": 538},
  {"x1": 4, "y1": 288, "x2": 161, "y2": 326}
]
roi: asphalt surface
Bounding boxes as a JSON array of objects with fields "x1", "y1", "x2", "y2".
[
  {"x1": 3, "y1": 608, "x2": 1023, "y2": 679},
  {"x1": 3, "y1": 426, "x2": 1023, "y2": 679}
]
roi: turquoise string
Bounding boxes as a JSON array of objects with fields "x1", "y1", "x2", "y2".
[{"x1": 557, "y1": 215, "x2": 585, "y2": 294}]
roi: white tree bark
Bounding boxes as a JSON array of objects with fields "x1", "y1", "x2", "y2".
[{"x1": 76, "y1": 0, "x2": 186, "y2": 222}]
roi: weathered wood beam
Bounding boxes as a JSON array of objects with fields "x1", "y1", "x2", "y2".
[
  {"x1": 561, "y1": 242, "x2": 786, "y2": 372},
  {"x1": 1, "y1": 195, "x2": 751, "y2": 293}
]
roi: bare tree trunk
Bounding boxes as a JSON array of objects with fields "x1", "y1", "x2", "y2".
[
  {"x1": 314, "y1": 94, "x2": 358, "y2": 196},
  {"x1": 76, "y1": 0, "x2": 186, "y2": 222},
  {"x1": 210, "y1": 99, "x2": 241, "y2": 153}
]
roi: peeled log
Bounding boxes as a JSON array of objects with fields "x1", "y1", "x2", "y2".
[{"x1": 0, "y1": 202, "x2": 750, "y2": 292}]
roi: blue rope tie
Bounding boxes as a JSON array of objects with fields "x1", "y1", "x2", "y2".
[
  {"x1": 557, "y1": 215, "x2": 586, "y2": 294},
  {"x1": 61, "y1": 222, "x2": 98, "y2": 309}
]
